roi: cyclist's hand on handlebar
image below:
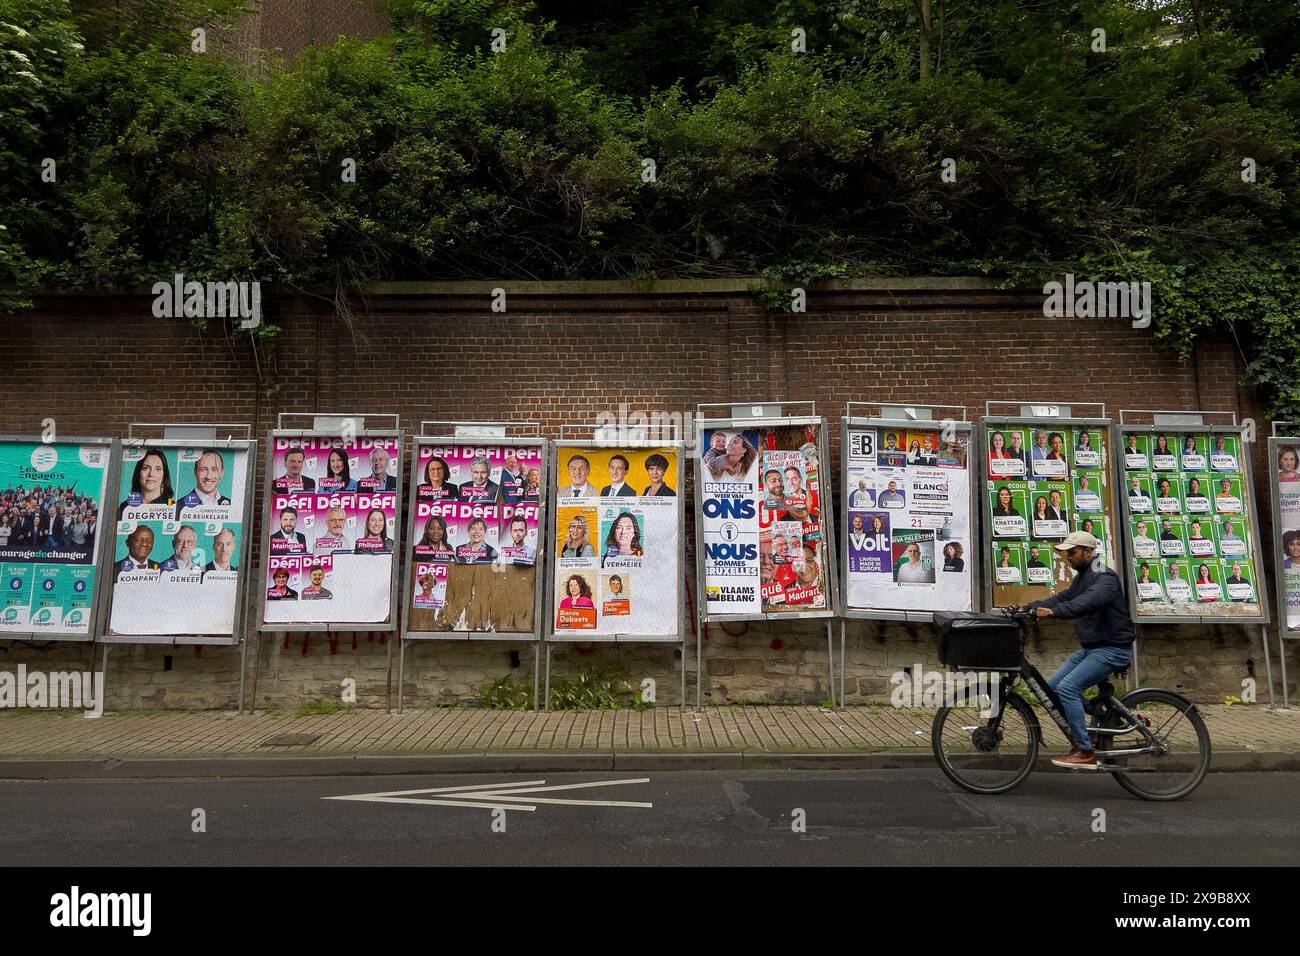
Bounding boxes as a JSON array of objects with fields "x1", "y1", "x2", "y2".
[{"x1": 1034, "y1": 606, "x2": 1054, "y2": 619}]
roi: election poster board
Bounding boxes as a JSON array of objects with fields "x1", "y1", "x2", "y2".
[
  {"x1": 1268, "y1": 435, "x2": 1300, "y2": 636},
  {"x1": 1116, "y1": 423, "x2": 1266, "y2": 623},
  {"x1": 257, "y1": 430, "x2": 403, "y2": 630},
  {"x1": 841, "y1": 418, "x2": 977, "y2": 619},
  {"x1": 103, "y1": 440, "x2": 256, "y2": 643},
  {"x1": 404, "y1": 437, "x2": 548, "y2": 640},
  {"x1": 981, "y1": 417, "x2": 1121, "y2": 609},
  {"x1": 695, "y1": 416, "x2": 837, "y2": 620},
  {"x1": 549, "y1": 442, "x2": 684, "y2": 642},
  {"x1": 0, "y1": 436, "x2": 114, "y2": 640}
]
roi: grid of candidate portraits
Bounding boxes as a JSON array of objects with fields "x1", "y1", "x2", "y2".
[
  {"x1": 1120, "y1": 429, "x2": 1264, "y2": 618},
  {"x1": 2, "y1": 420, "x2": 1289, "y2": 643},
  {"x1": 1270, "y1": 439, "x2": 1300, "y2": 633},
  {"x1": 109, "y1": 442, "x2": 253, "y2": 639},
  {"x1": 262, "y1": 434, "x2": 403, "y2": 628},
  {"x1": 552, "y1": 444, "x2": 682, "y2": 640},
  {"x1": 406, "y1": 439, "x2": 544, "y2": 638},
  {"x1": 984, "y1": 422, "x2": 1117, "y2": 609}
]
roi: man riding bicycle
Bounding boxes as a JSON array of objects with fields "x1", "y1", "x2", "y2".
[{"x1": 1021, "y1": 531, "x2": 1134, "y2": 769}]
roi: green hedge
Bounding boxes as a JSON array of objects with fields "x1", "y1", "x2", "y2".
[{"x1": 2, "y1": 0, "x2": 1297, "y2": 414}]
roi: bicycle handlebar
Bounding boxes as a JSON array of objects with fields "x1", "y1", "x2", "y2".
[{"x1": 1001, "y1": 605, "x2": 1042, "y2": 635}]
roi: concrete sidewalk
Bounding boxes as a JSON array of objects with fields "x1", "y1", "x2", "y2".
[{"x1": 1, "y1": 703, "x2": 1298, "y2": 777}]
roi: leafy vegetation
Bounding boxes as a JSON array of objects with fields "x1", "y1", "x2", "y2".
[
  {"x1": 548, "y1": 664, "x2": 638, "y2": 710},
  {"x1": 480, "y1": 673, "x2": 534, "y2": 709},
  {"x1": 2, "y1": 0, "x2": 1298, "y2": 413},
  {"x1": 294, "y1": 698, "x2": 347, "y2": 715}
]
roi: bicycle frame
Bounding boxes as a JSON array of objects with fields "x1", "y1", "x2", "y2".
[{"x1": 987, "y1": 621, "x2": 1164, "y2": 759}]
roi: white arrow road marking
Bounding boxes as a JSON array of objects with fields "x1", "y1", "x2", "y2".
[
  {"x1": 323, "y1": 777, "x2": 654, "y2": 812},
  {"x1": 326, "y1": 797, "x2": 541, "y2": 811},
  {"x1": 441, "y1": 778, "x2": 655, "y2": 808},
  {"x1": 330, "y1": 779, "x2": 549, "y2": 798}
]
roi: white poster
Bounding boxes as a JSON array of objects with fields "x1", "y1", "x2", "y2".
[
  {"x1": 261, "y1": 434, "x2": 401, "y2": 626},
  {"x1": 700, "y1": 423, "x2": 831, "y2": 616},
  {"x1": 700, "y1": 429, "x2": 762, "y2": 615},
  {"x1": 108, "y1": 444, "x2": 250, "y2": 638},
  {"x1": 844, "y1": 426, "x2": 973, "y2": 614},
  {"x1": 552, "y1": 446, "x2": 681, "y2": 637},
  {"x1": 1274, "y1": 440, "x2": 1300, "y2": 631}
]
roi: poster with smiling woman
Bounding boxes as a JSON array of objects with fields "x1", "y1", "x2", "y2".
[
  {"x1": 984, "y1": 419, "x2": 1118, "y2": 609},
  {"x1": 552, "y1": 444, "x2": 680, "y2": 639},
  {"x1": 1269, "y1": 438, "x2": 1300, "y2": 633},
  {"x1": 107, "y1": 441, "x2": 252, "y2": 640},
  {"x1": 261, "y1": 431, "x2": 402, "y2": 629},
  {"x1": 404, "y1": 437, "x2": 544, "y2": 639},
  {"x1": 1122, "y1": 424, "x2": 1266, "y2": 622}
]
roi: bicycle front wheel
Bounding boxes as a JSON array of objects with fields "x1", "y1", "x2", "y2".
[
  {"x1": 932, "y1": 689, "x2": 1039, "y2": 794},
  {"x1": 1106, "y1": 689, "x2": 1211, "y2": 801}
]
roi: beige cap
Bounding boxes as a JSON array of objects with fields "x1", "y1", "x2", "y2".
[{"x1": 1054, "y1": 531, "x2": 1101, "y2": 552}]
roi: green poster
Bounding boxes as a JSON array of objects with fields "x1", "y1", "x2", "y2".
[{"x1": 0, "y1": 440, "x2": 110, "y2": 636}]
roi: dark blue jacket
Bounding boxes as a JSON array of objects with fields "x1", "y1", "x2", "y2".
[{"x1": 1029, "y1": 563, "x2": 1134, "y2": 648}]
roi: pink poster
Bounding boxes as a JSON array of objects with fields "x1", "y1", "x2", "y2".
[{"x1": 262, "y1": 435, "x2": 401, "y2": 625}]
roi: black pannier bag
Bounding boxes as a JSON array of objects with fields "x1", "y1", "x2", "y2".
[{"x1": 933, "y1": 612, "x2": 1022, "y2": 671}]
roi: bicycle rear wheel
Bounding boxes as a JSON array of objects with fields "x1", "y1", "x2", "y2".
[
  {"x1": 932, "y1": 689, "x2": 1039, "y2": 794},
  {"x1": 1102, "y1": 689, "x2": 1211, "y2": 801}
]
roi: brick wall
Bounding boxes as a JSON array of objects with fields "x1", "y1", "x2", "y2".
[
  {"x1": 223, "y1": 0, "x2": 389, "y2": 64},
  {"x1": 1, "y1": 283, "x2": 1295, "y2": 710}
]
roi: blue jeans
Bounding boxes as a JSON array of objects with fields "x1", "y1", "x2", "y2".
[{"x1": 1048, "y1": 645, "x2": 1133, "y2": 750}]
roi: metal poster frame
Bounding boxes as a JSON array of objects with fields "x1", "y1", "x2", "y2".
[
  {"x1": 545, "y1": 423, "x2": 689, "y2": 711},
  {"x1": 980, "y1": 403, "x2": 1122, "y2": 607},
  {"x1": 836, "y1": 404, "x2": 977, "y2": 708},
  {"x1": 397, "y1": 421, "x2": 549, "y2": 713},
  {"x1": 693, "y1": 402, "x2": 840, "y2": 707},
  {"x1": 839, "y1": 404, "x2": 979, "y2": 623},
  {"x1": 1267, "y1": 422, "x2": 1299, "y2": 708},
  {"x1": 1115, "y1": 409, "x2": 1274, "y2": 708},
  {"x1": 0, "y1": 433, "x2": 117, "y2": 644},
  {"x1": 256, "y1": 414, "x2": 405, "y2": 634},
  {"x1": 979, "y1": 402, "x2": 1135, "y2": 687},
  {"x1": 98, "y1": 428, "x2": 258, "y2": 647},
  {"x1": 1114, "y1": 411, "x2": 1270, "y2": 625}
]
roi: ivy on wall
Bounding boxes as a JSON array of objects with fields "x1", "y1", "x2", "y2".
[{"x1": 2, "y1": 0, "x2": 1297, "y2": 414}]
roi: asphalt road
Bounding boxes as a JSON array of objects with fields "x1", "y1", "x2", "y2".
[{"x1": 2, "y1": 770, "x2": 1297, "y2": 866}]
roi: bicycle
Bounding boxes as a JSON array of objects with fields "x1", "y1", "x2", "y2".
[{"x1": 930, "y1": 608, "x2": 1211, "y2": 800}]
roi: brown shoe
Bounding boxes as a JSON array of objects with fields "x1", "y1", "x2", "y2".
[{"x1": 1052, "y1": 748, "x2": 1098, "y2": 769}]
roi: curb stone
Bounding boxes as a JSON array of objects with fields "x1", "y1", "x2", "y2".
[{"x1": 0, "y1": 749, "x2": 1296, "y2": 779}]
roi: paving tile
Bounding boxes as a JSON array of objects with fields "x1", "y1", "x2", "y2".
[{"x1": 1, "y1": 704, "x2": 1296, "y2": 759}]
